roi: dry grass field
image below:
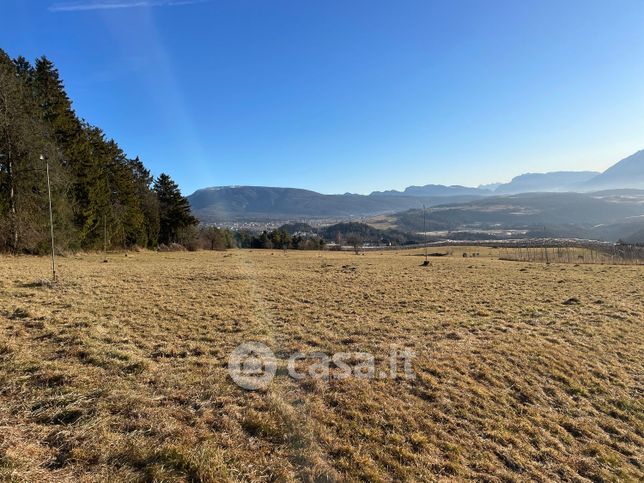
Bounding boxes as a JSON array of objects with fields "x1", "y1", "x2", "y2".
[{"x1": 0, "y1": 249, "x2": 642, "y2": 482}]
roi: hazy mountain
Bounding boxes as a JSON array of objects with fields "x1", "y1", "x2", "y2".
[
  {"x1": 494, "y1": 171, "x2": 600, "y2": 194},
  {"x1": 404, "y1": 184, "x2": 490, "y2": 196},
  {"x1": 367, "y1": 189, "x2": 407, "y2": 196},
  {"x1": 188, "y1": 186, "x2": 486, "y2": 222},
  {"x1": 478, "y1": 182, "x2": 502, "y2": 191},
  {"x1": 372, "y1": 184, "x2": 490, "y2": 197},
  {"x1": 581, "y1": 150, "x2": 644, "y2": 190},
  {"x1": 380, "y1": 191, "x2": 644, "y2": 241},
  {"x1": 382, "y1": 150, "x2": 644, "y2": 196}
]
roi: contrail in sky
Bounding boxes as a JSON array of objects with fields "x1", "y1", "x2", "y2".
[{"x1": 49, "y1": 0, "x2": 208, "y2": 12}]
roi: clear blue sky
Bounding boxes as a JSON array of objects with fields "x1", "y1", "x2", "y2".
[{"x1": 2, "y1": 0, "x2": 644, "y2": 195}]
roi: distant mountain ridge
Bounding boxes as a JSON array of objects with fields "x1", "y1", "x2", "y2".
[
  {"x1": 581, "y1": 150, "x2": 644, "y2": 190},
  {"x1": 188, "y1": 149, "x2": 644, "y2": 223},
  {"x1": 493, "y1": 171, "x2": 600, "y2": 194},
  {"x1": 371, "y1": 184, "x2": 489, "y2": 197},
  {"x1": 385, "y1": 150, "x2": 644, "y2": 195}
]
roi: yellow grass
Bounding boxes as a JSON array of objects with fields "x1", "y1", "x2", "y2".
[{"x1": 0, "y1": 249, "x2": 642, "y2": 481}]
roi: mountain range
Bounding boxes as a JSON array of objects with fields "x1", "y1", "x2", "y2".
[
  {"x1": 187, "y1": 186, "x2": 484, "y2": 221},
  {"x1": 370, "y1": 184, "x2": 488, "y2": 197},
  {"x1": 187, "y1": 150, "x2": 644, "y2": 241},
  {"x1": 372, "y1": 150, "x2": 644, "y2": 196},
  {"x1": 493, "y1": 171, "x2": 600, "y2": 194}
]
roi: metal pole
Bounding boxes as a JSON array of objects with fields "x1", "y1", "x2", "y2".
[
  {"x1": 423, "y1": 204, "x2": 428, "y2": 263},
  {"x1": 45, "y1": 158, "x2": 56, "y2": 282}
]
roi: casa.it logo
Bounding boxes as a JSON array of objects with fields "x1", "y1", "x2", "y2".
[
  {"x1": 228, "y1": 341, "x2": 415, "y2": 391},
  {"x1": 228, "y1": 342, "x2": 277, "y2": 390}
]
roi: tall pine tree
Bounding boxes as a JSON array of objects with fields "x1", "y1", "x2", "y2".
[
  {"x1": 154, "y1": 173, "x2": 197, "y2": 245},
  {"x1": 0, "y1": 50, "x2": 71, "y2": 253}
]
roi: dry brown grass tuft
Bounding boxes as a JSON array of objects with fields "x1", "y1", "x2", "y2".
[{"x1": 0, "y1": 249, "x2": 642, "y2": 481}]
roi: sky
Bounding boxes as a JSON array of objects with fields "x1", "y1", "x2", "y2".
[{"x1": 1, "y1": 0, "x2": 644, "y2": 195}]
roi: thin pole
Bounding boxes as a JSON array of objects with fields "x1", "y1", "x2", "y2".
[
  {"x1": 45, "y1": 159, "x2": 56, "y2": 282},
  {"x1": 423, "y1": 204, "x2": 428, "y2": 263}
]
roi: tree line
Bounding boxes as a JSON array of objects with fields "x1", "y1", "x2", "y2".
[
  {"x1": 231, "y1": 222, "x2": 416, "y2": 251},
  {"x1": 235, "y1": 228, "x2": 325, "y2": 250},
  {"x1": 177, "y1": 223, "x2": 416, "y2": 252},
  {"x1": 0, "y1": 50, "x2": 422, "y2": 255},
  {"x1": 168, "y1": 226, "x2": 324, "y2": 251},
  {"x1": 319, "y1": 221, "x2": 418, "y2": 246},
  {"x1": 0, "y1": 50, "x2": 197, "y2": 253}
]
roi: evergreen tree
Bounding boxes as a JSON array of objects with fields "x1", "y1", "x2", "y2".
[
  {"x1": 154, "y1": 173, "x2": 197, "y2": 245},
  {"x1": 0, "y1": 50, "x2": 71, "y2": 253},
  {"x1": 104, "y1": 140, "x2": 147, "y2": 248},
  {"x1": 33, "y1": 56, "x2": 81, "y2": 150},
  {"x1": 129, "y1": 156, "x2": 160, "y2": 248}
]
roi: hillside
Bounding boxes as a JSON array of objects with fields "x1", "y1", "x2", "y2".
[
  {"x1": 318, "y1": 222, "x2": 417, "y2": 245},
  {"x1": 188, "y1": 186, "x2": 485, "y2": 221},
  {"x1": 624, "y1": 226, "x2": 644, "y2": 244}
]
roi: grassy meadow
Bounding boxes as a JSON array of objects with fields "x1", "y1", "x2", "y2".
[{"x1": 0, "y1": 249, "x2": 642, "y2": 481}]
